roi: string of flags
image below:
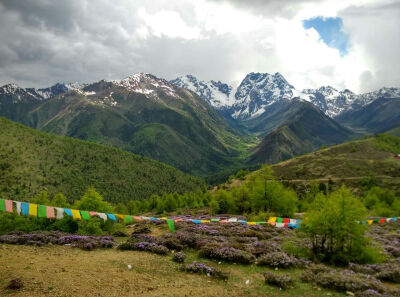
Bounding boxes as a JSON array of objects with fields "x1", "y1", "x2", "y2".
[{"x1": 0, "y1": 199, "x2": 399, "y2": 232}]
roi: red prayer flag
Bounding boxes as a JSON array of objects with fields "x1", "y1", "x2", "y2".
[
  {"x1": 5, "y1": 200, "x2": 13, "y2": 213},
  {"x1": 283, "y1": 218, "x2": 290, "y2": 223},
  {"x1": 46, "y1": 206, "x2": 55, "y2": 219}
]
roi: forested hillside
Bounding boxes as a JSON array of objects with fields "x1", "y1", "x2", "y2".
[{"x1": 0, "y1": 117, "x2": 204, "y2": 203}]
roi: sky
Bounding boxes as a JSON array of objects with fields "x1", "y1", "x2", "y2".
[{"x1": 0, "y1": 0, "x2": 399, "y2": 93}]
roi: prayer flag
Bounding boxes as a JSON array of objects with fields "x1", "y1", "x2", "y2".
[
  {"x1": 80, "y1": 211, "x2": 91, "y2": 220},
  {"x1": 268, "y1": 217, "x2": 277, "y2": 223},
  {"x1": 5, "y1": 200, "x2": 13, "y2": 213},
  {"x1": 107, "y1": 213, "x2": 116, "y2": 221},
  {"x1": 64, "y1": 209, "x2": 73, "y2": 217},
  {"x1": 368, "y1": 220, "x2": 373, "y2": 225},
  {"x1": 29, "y1": 204, "x2": 38, "y2": 217},
  {"x1": 55, "y1": 207, "x2": 64, "y2": 219},
  {"x1": 38, "y1": 205, "x2": 47, "y2": 218},
  {"x1": 98, "y1": 213, "x2": 107, "y2": 221},
  {"x1": 247, "y1": 222, "x2": 256, "y2": 225},
  {"x1": 15, "y1": 201, "x2": 21, "y2": 215},
  {"x1": 89, "y1": 211, "x2": 98, "y2": 217},
  {"x1": 167, "y1": 219, "x2": 175, "y2": 233},
  {"x1": 124, "y1": 216, "x2": 133, "y2": 224},
  {"x1": 283, "y1": 218, "x2": 290, "y2": 223},
  {"x1": 211, "y1": 218, "x2": 220, "y2": 222},
  {"x1": 276, "y1": 217, "x2": 283, "y2": 223},
  {"x1": 71, "y1": 209, "x2": 81, "y2": 220},
  {"x1": 132, "y1": 216, "x2": 142, "y2": 222},
  {"x1": 0, "y1": 199, "x2": 5, "y2": 212},
  {"x1": 46, "y1": 206, "x2": 55, "y2": 219},
  {"x1": 21, "y1": 203, "x2": 30, "y2": 216}
]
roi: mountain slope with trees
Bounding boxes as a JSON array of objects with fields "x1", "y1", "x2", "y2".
[{"x1": 0, "y1": 117, "x2": 204, "y2": 203}]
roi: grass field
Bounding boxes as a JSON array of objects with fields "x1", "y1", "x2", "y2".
[{"x1": 0, "y1": 226, "x2": 348, "y2": 297}]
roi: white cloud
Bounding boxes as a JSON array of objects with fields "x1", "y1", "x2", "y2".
[
  {"x1": 138, "y1": 8, "x2": 202, "y2": 40},
  {"x1": 0, "y1": 0, "x2": 398, "y2": 94}
]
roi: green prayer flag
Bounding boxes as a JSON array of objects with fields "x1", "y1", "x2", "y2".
[
  {"x1": 166, "y1": 219, "x2": 175, "y2": 233},
  {"x1": 276, "y1": 217, "x2": 283, "y2": 223},
  {"x1": 80, "y1": 211, "x2": 91, "y2": 220},
  {"x1": 257, "y1": 221, "x2": 267, "y2": 225},
  {"x1": 0, "y1": 199, "x2": 5, "y2": 212},
  {"x1": 211, "y1": 218, "x2": 220, "y2": 222},
  {"x1": 124, "y1": 216, "x2": 133, "y2": 224},
  {"x1": 38, "y1": 205, "x2": 47, "y2": 218}
]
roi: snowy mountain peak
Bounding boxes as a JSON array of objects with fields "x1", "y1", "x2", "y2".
[
  {"x1": 113, "y1": 73, "x2": 177, "y2": 97},
  {"x1": 37, "y1": 82, "x2": 83, "y2": 99},
  {"x1": 232, "y1": 72, "x2": 296, "y2": 119},
  {"x1": 0, "y1": 83, "x2": 23, "y2": 94},
  {"x1": 170, "y1": 75, "x2": 235, "y2": 108}
]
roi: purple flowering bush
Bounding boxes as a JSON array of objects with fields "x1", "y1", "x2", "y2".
[
  {"x1": 199, "y1": 244, "x2": 255, "y2": 264},
  {"x1": 257, "y1": 252, "x2": 297, "y2": 268},
  {"x1": 118, "y1": 241, "x2": 169, "y2": 255},
  {"x1": 181, "y1": 261, "x2": 229, "y2": 280},
  {"x1": 0, "y1": 231, "x2": 115, "y2": 250},
  {"x1": 172, "y1": 251, "x2": 186, "y2": 263},
  {"x1": 263, "y1": 271, "x2": 294, "y2": 289},
  {"x1": 300, "y1": 267, "x2": 386, "y2": 294}
]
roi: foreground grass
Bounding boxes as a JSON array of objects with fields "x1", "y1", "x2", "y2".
[{"x1": 0, "y1": 243, "x2": 347, "y2": 297}]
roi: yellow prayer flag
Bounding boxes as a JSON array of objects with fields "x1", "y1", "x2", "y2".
[
  {"x1": 268, "y1": 217, "x2": 277, "y2": 223},
  {"x1": 71, "y1": 209, "x2": 81, "y2": 220},
  {"x1": 115, "y1": 214, "x2": 126, "y2": 220},
  {"x1": 368, "y1": 220, "x2": 373, "y2": 225},
  {"x1": 29, "y1": 204, "x2": 38, "y2": 217},
  {"x1": 201, "y1": 220, "x2": 211, "y2": 223},
  {"x1": 247, "y1": 222, "x2": 257, "y2": 225}
]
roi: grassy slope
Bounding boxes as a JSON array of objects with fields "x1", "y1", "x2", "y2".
[
  {"x1": 0, "y1": 227, "x2": 346, "y2": 297},
  {"x1": 0, "y1": 117, "x2": 203, "y2": 203},
  {"x1": 270, "y1": 135, "x2": 400, "y2": 192}
]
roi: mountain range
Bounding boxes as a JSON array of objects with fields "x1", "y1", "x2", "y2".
[
  {"x1": 171, "y1": 73, "x2": 400, "y2": 119},
  {"x1": 1, "y1": 71, "x2": 399, "y2": 178}
]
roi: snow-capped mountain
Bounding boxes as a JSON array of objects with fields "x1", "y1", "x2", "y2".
[
  {"x1": 36, "y1": 82, "x2": 84, "y2": 99},
  {"x1": 232, "y1": 72, "x2": 297, "y2": 119},
  {"x1": 0, "y1": 82, "x2": 84, "y2": 102},
  {"x1": 170, "y1": 75, "x2": 235, "y2": 108},
  {"x1": 113, "y1": 73, "x2": 178, "y2": 98},
  {"x1": 171, "y1": 72, "x2": 400, "y2": 119}
]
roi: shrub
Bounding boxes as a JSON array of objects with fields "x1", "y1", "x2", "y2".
[
  {"x1": 172, "y1": 252, "x2": 186, "y2": 263},
  {"x1": 376, "y1": 268, "x2": 400, "y2": 283},
  {"x1": 181, "y1": 262, "x2": 228, "y2": 280},
  {"x1": 301, "y1": 186, "x2": 374, "y2": 264},
  {"x1": 263, "y1": 271, "x2": 294, "y2": 289},
  {"x1": 118, "y1": 241, "x2": 169, "y2": 255},
  {"x1": 257, "y1": 252, "x2": 295, "y2": 268},
  {"x1": 199, "y1": 245, "x2": 255, "y2": 264},
  {"x1": 300, "y1": 269, "x2": 385, "y2": 294},
  {"x1": 131, "y1": 224, "x2": 151, "y2": 235},
  {"x1": 355, "y1": 290, "x2": 382, "y2": 297}
]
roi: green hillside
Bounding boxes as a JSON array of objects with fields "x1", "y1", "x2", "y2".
[
  {"x1": 0, "y1": 117, "x2": 204, "y2": 203},
  {"x1": 0, "y1": 76, "x2": 253, "y2": 177},
  {"x1": 270, "y1": 134, "x2": 400, "y2": 193},
  {"x1": 247, "y1": 100, "x2": 356, "y2": 165},
  {"x1": 337, "y1": 97, "x2": 400, "y2": 134}
]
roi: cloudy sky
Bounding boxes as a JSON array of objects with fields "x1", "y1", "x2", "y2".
[{"x1": 0, "y1": 0, "x2": 399, "y2": 93}]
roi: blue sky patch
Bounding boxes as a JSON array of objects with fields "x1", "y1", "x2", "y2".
[{"x1": 303, "y1": 17, "x2": 350, "y2": 55}]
